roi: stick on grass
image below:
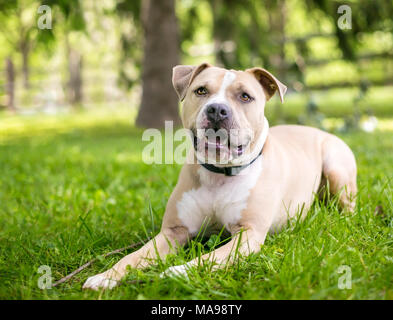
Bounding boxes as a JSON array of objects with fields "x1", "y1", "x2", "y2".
[{"x1": 52, "y1": 239, "x2": 149, "y2": 287}]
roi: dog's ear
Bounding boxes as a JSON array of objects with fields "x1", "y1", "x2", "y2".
[
  {"x1": 172, "y1": 63, "x2": 212, "y2": 101},
  {"x1": 246, "y1": 67, "x2": 287, "y2": 103}
]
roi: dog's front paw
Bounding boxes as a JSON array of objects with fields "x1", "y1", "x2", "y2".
[
  {"x1": 160, "y1": 264, "x2": 190, "y2": 279},
  {"x1": 82, "y1": 273, "x2": 118, "y2": 291}
]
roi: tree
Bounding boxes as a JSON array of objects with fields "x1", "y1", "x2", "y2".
[
  {"x1": 0, "y1": 0, "x2": 85, "y2": 107},
  {"x1": 116, "y1": 0, "x2": 181, "y2": 128},
  {"x1": 135, "y1": 0, "x2": 181, "y2": 128},
  {"x1": 5, "y1": 57, "x2": 15, "y2": 111},
  {"x1": 116, "y1": 0, "x2": 143, "y2": 90},
  {"x1": 44, "y1": 0, "x2": 85, "y2": 106},
  {"x1": 66, "y1": 40, "x2": 83, "y2": 105},
  {"x1": 0, "y1": 0, "x2": 40, "y2": 89}
]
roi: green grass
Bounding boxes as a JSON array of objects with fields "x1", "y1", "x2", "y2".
[{"x1": 0, "y1": 109, "x2": 392, "y2": 300}]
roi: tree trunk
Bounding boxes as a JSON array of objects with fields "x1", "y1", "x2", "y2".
[
  {"x1": 21, "y1": 43, "x2": 30, "y2": 89},
  {"x1": 136, "y1": 0, "x2": 181, "y2": 129},
  {"x1": 66, "y1": 34, "x2": 83, "y2": 106},
  {"x1": 68, "y1": 49, "x2": 83, "y2": 105},
  {"x1": 5, "y1": 57, "x2": 16, "y2": 111},
  {"x1": 267, "y1": 0, "x2": 287, "y2": 123}
]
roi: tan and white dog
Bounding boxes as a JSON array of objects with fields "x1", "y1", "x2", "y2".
[{"x1": 83, "y1": 63, "x2": 357, "y2": 290}]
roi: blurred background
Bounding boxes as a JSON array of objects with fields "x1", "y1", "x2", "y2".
[{"x1": 0, "y1": 0, "x2": 392, "y2": 131}]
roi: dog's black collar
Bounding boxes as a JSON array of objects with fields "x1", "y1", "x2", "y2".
[{"x1": 199, "y1": 149, "x2": 263, "y2": 176}]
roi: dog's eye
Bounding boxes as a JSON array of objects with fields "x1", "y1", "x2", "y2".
[
  {"x1": 240, "y1": 92, "x2": 252, "y2": 102},
  {"x1": 195, "y1": 87, "x2": 208, "y2": 96}
]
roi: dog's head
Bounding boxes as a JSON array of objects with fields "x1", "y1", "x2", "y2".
[{"x1": 172, "y1": 63, "x2": 287, "y2": 165}]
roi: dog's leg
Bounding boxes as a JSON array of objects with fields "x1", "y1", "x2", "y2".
[
  {"x1": 321, "y1": 135, "x2": 357, "y2": 211},
  {"x1": 163, "y1": 228, "x2": 265, "y2": 277},
  {"x1": 83, "y1": 226, "x2": 189, "y2": 290},
  {"x1": 83, "y1": 166, "x2": 199, "y2": 290}
]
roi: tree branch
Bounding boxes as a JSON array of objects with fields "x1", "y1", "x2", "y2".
[{"x1": 52, "y1": 239, "x2": 150, "y2": 287}]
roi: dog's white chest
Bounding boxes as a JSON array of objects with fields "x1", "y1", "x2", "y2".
[{"x1": 176, "y1": 157, "x2": 263, "y2": 235}]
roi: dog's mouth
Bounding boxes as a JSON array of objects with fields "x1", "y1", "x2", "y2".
[{"x1": 192, "y1": 128, "x2": 248, "y2": 158}]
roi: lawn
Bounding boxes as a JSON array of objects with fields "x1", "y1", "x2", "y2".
[{"x1": 0, "y1": 108, "x2": 392, "y2": 300}]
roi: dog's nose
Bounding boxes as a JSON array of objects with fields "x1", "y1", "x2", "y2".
[{"x1": 205, "y1": 103, "x2": 231, "y2": 123}]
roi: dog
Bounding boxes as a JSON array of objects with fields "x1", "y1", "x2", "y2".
[{"x1": 83, "y1": 63, "x2": 357, "y2": 290}]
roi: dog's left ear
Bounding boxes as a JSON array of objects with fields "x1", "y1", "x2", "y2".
[
  {"x1": 246, "y1": 67, "x2": 287, "y2": 103},
  {"x1": 172, "y1": 63, "x2": 212, "y2": 101}
]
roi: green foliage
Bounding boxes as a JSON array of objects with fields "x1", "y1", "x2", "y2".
[
  {"x1": 0, "y1": 110, "x2": 392, "y2": 299},
  {"x1": 306, "y1": 0, "x2": 393, "y2": 60},
  {"x1": 44, "y1": 0, "x2": 85, "y2": 31},
  {"x1": 0, "y1": 0, "x2": 85, "y2": 53},
  {"x1": 1, "y1": 0, "x2": 391, "y2": 110},
  {"x1": 115, "y1": 0, "x2": 143, "y2": 89},
  {"x1": 0, "y1": 0, "x2": 39, "y2": 48}
]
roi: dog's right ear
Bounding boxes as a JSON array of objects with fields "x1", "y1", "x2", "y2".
[{"x1": 172, "y1": 63, "x2": 211, "y2": 101}]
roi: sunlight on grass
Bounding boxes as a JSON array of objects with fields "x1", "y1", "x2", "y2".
[
  {"x1": 322, "y1": 117, "x2": 393, "y2": 132},
  {"x1": 378, "y1": 119, "x2": 393, "y2": 131},
  {"x1": 0, "y1": 105, "x2": 137, "y2": 143}
]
